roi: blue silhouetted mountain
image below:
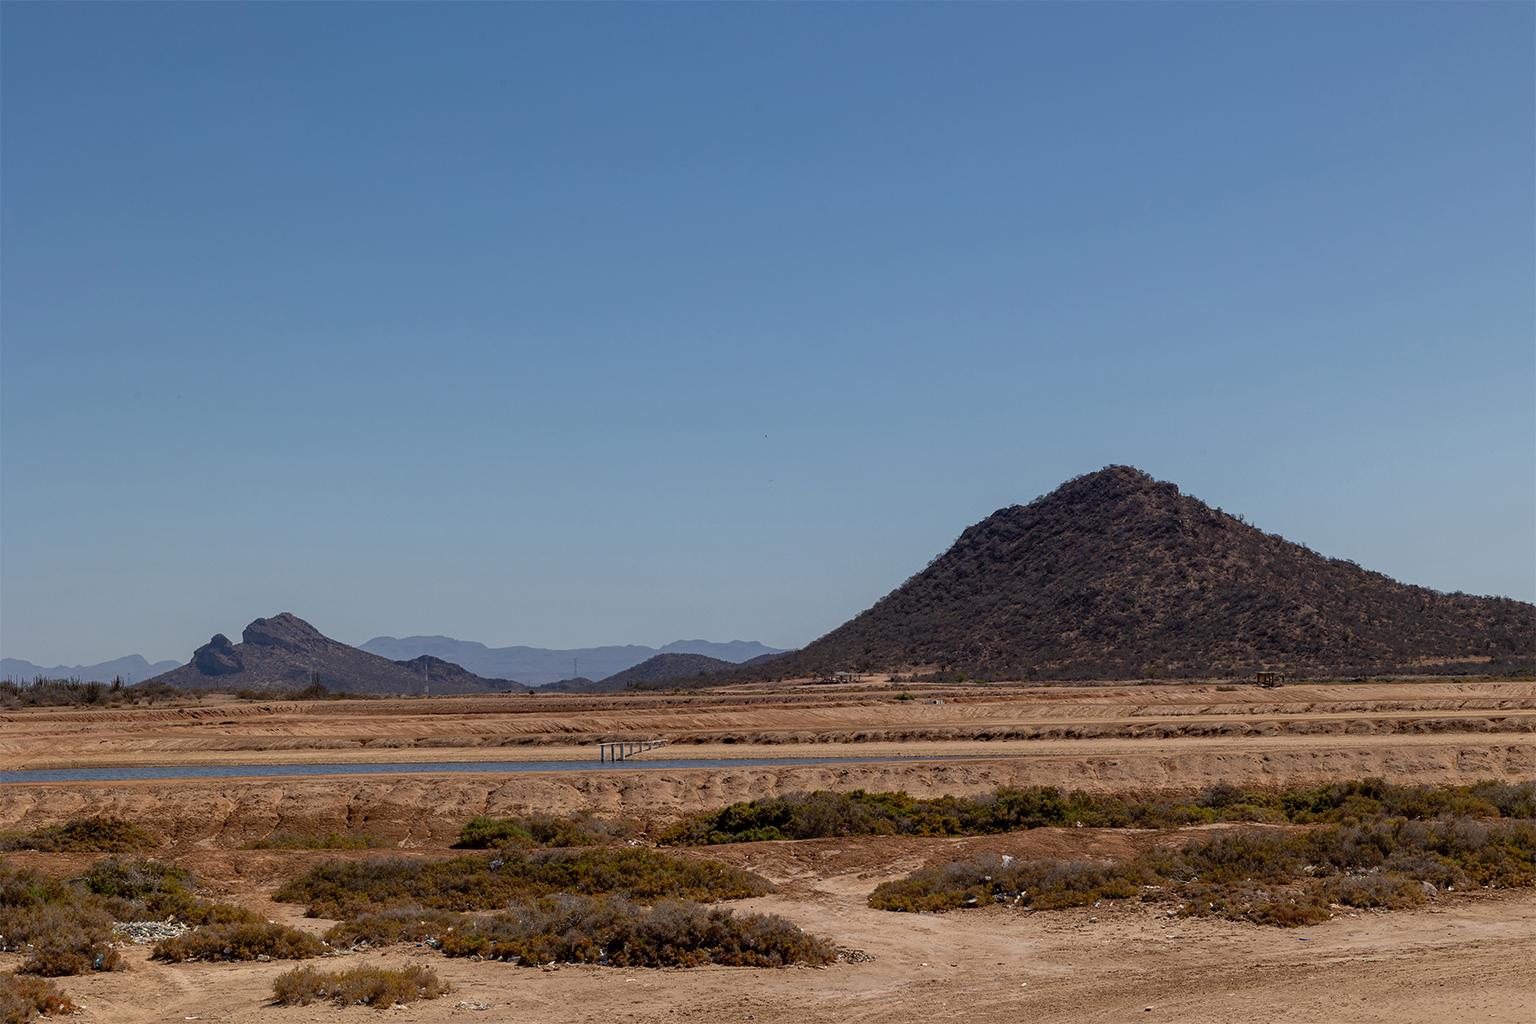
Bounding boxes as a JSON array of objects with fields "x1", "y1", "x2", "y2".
[
  {"x1": 1, "y1": 654, "x2": 181, "y2": 684},
  {"x1": 358, "y1": 635, "x2": 784, "y2": 687}
]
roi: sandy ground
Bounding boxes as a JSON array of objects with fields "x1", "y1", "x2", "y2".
[
  {"x1": 3, "y1": 831, "x2": 1532, "y2": 1024},
  {"x1": 3, "y1": 678, "x2": 1534, "y2": 1022}
]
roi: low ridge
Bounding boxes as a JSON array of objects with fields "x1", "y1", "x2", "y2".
[
  {"x1": 599, "y1": 652, "x2": 735, "y2": 689},
  {"x1": 758, "y1": 466, "x2": 1535, "y2": 680}
]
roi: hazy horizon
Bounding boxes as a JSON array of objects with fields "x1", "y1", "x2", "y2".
[{"x1": 4, "y1": 4, "x2": 1533, "y2": 665}]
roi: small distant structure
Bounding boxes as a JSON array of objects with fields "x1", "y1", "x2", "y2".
[
  {"x1": 1254, "y1": 671, "x2": 1286, "y2": 688},
  {"x1": 598, "y1": 738, "x2": 666, "y2": 763},
  {"x1": 815, "y1": 671, "x2": 860, "y2": 685}
]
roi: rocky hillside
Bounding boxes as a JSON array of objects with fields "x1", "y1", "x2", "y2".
[
  {"x1": 147, "y1": 614, "x2": 522, "y2": 695},
  {"x1": 758, "y1": 466, "x2": 1536, "y2": 680},
  {"x1": 599, "y1": 652, "x2": 734, "y2": 689}
]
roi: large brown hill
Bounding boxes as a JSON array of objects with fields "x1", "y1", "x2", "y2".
[
  {"x1": 148, "y1": 613, "x2": 523, "y2": 695},
  {"x1": 759, "y1": 466, "x2": 1535, "y2": 680}
]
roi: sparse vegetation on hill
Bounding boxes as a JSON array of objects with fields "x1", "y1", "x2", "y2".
[
  {"x1": 869, "y1": 814, "x2": 1536, "y2": 925},
  {"x1": 754, "y1": 466, "x2": 1536, "y2": 680},
  {"x1": 0, "y1": 678, "x2": 184, "y2": 708},
  {"x1": 661, "y1": 780, "x2": 1536, "y2": 844},
  {"x1": 1, "y1": 817, "x2": 156, "y2": 853},
  {"x1": 601, "y1": 652, "x2": 735, "y2": 690},
  {"x1": 453, "y1": 813, "x2": 616, "y2": 849},
  {"x1": 246, "y1": 832, "x2": 387, "y2": 850}
]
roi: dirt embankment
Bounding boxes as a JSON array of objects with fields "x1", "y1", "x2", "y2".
[
  {"x1": 4, "y1": 739, "x2": 1532, "y2": 848},
  {"x1": 4, "y1": 679, "x2": 1533, "y2": 769}
]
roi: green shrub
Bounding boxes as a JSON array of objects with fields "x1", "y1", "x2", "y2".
[
  {"x1": 151, "y1": 921, "x2": 325, "y2": 963},
  {"x1": 436, "y1": 894, "x2": 835, "y2": 968},
  {"x1": 19, "y1": 940, "x2": 121, "y2": 978},
  {"x1": 0, "y1": 868, "x2": 122, "y2": 977},
  {"x1": 869, "y1": 816, "x2": 1536, "y2": 927},
  {"x1": 323, "y1": 907, "x2": 464, "y2": 947},
  {"x1": 78, "y1": 858, "x2": 201, "y2": 920},
  {"x1": 271, "y1": 964, "x2": 448, "y2": 1008},
  {"x1": 0, "y1": 973, "x2": 76, "y2": 1023},
  {"x1": 0, "y1": 859, "x2": 269, "y2": 975},
  {"x1": 1180, "y1": 881, "x2": 1333, "y2": 927},
  {"x1": 1321, "y1": 874, "x2": 1428, "y2": 910},
  {"x1": 246, "y1": 832, "x2": 386, "y2": 850},
  {"x1": 0, "y1": 817, "x2": 156, "y2": 853},
  {"x1": 454, "y1": 813, "x2": 607, "y2": 850},
  {"x1": 662, "y1": 780, "x2": 1536, "y2": 845},
  {"x1": 275, "y1": 848, "x2": 770, "y2": 918},
  {"x1": 870, "y1": 855, "x2": 1152, "y2": 913},
  {"x1": 0, "y1": 901, "x2": 115, "y2": 954}
]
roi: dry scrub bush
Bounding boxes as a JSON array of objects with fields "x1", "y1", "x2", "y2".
[
  {"x1": 275, "y1": 848, "x2": 770, "y2": 918},
  {"x1": 323, "y1": 907, "x2": 463, "y2": 947},
  {"x1": 0, "y1": 973, "x2": 76, "y2": 1023},
  {"x1": 436, "y1": 894, "x2": 835, "y2": 968},
  {"x1": 0, "y1": 817, "x2": 156, "y2": 853},
  {"x1": 453, "y1": 813, "x2": 612, "y2": 850},
  {"x1": 78, "y1": 858, "x2": 257, "y2": 926},
  {"x1": 1, "y1": 866, "x2": 121, "y2": 976},
  {"x1": 151, "y1": 922, "x2": 326, "y2": 963},
  {"x1": 870, "y1": 858, "x2": 1151, "y2": 914},
  {"x1": 271, "y1": 964, "x2": 447, "y2": 1008},
  {"x1": 870, "y1": 816, "x2": 1536, "y2": 926},
  {"x1": 1, "y1": 859, "x2": 261, "y2": 976},
  {"x1": 664, "y1": 780, "x2": 1536, "y2": 845},
  {"x1": 246, "y1": 832, "x2": 386, "y2": 850}
]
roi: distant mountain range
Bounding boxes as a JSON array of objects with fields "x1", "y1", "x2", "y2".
[
  {"x1": 752, "y1": 465, "x2": 1536, "y2": 681},
  {"x1": 1, "y1": 654, "x2": 181, "y2": 684},
  {"x1": 148, "y1": 613, "x2": 524, "y2": 695},
  {"x1": 357, "y1": 636, "x2": 784, "y2": 686},
  {"x1": 4, "y1": 636, "x2": 784, "y2": 689}
]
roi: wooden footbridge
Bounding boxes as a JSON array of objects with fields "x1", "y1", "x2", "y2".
[{"x1": 597, "y1": 738, "x2": 666, "y2": 762}]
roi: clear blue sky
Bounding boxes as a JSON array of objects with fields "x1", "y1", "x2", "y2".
[{"x1": 3, "y1": 3, "x2": 1532, "y2": 665}]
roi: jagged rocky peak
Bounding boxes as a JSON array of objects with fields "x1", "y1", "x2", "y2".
[
  {"x1": 192, "y1": 633, "x2": 243, "y2": 676},
  {"x1": 241, "y1": 612, "x2": 329, "y2": 652}
]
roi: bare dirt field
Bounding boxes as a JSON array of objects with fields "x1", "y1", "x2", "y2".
[
  {"x1": 3, "y1": 679, "x2": 1533, "y2": 769},
  {"x1": 3, "y1": 678, "x2": 1533, "y2": 1023}
]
